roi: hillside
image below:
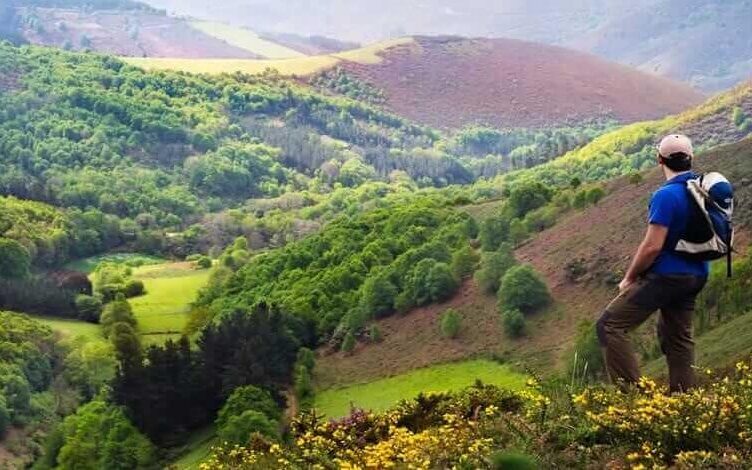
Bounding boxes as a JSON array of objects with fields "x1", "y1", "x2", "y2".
[
  {"x1": 128, "y1": 36, "x2": 705, "y2": 129},
  {"x1": 4, "y1": 1, "x2": 320, "y2": 60},
  {"x1": 337, "y1": 36, "x2": 705, "y2": 129},
  {"x1": 314, "y1": 83, "x2": 752, "y2": 387},
  {"x1": 143, "y1": 0, "x2": 752, "y2": 91}
]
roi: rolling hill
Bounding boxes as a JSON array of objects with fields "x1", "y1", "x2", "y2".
[
  {"x1": 336, "y1": 36, "x2": 705, "y2": 129},
  {"x1": 128, "y1": 36, "x2": 705, "y2": 129},
  {"x1": 143, "y1": 0, "x2": 752, "y2": 92}
]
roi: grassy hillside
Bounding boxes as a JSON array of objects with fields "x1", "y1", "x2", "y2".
[
  {"x1": 129, "y1": 262, "x2": 209, "y2": 344},
  {"x1": 314, "y1": 359, "x2": 527, "y2": 418}
]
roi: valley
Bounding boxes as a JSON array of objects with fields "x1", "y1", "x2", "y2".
[{"x1": 0, "y1": 1, "x2": 752, "y2": 467}]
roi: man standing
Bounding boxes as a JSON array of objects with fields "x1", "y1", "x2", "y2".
[{"x1": 596, "y1": 135, "x2": 708, "y2": 393}]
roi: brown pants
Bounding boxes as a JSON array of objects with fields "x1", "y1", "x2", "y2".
[{"x1": 596, "y1": 274, "x2": 706, "y2": 393}]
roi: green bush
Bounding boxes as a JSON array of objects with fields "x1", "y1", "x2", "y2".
[
  {"x1": 501, "y1": 309, "x2": 526, "y2": 338},
  {"x1": 341, "y1": 332, "x2": 356, "y2": 354},
  {"x1": 439, "y1": 309, "x2": 462, "y2": 339},
  {"x1": 218, "y1": 410, "x2": 279, "y2": 445},
  {"x1": 475, "y1": 246, "x2": 516, "y2": 294},
  {"x1": 497, "y1": 265, "x2": 550, "y2": 314},
  {"x1": 196, "y1": 255, "x2": 213, "y2": 269},
  {"x1": 489, "y1": 451, "x2": 538, "y2": 470},
  {"x1": 451, "y1": 245, "x2": 480, "y2": 279},
  {"x1": 566, "y1": 320, "x2": 604, "y2": 384},
  {"x1": 216, "y1": 385, "x2": 281, "y2": 431},
  {"x1": 123, "y1": 279, "x2": 145, "y2": 298},
  {"x1": 74, "y1": 294, "x2": 103, "y2": 322},
  {"x1": 0, "y1": 238, "x2": 30, "y2": 279},
  {"x1": 368, "y1": 324, "x2": 383, "y2": 343}
]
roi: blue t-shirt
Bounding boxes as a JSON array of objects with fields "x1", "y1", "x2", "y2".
[{"x1": 648, "y1": 172, "x2": 709, "y2": 277}]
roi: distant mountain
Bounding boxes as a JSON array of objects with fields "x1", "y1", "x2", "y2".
[
  {"x1": 335, "y1": 36, "x2": 704, "y2": 129},
  {"x1": 142, "y1": 0, "x2": 752, "y2": 92}
]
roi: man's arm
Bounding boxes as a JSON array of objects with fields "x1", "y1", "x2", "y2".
[{"x1": 619, "y1": 224, "x2": 669, "y2": 292}]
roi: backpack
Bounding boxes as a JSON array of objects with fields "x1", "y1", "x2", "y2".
[{"x1": 674, "y1": 172, "x2": 735, "y2": 277}]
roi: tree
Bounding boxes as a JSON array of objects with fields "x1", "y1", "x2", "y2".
[
  {"x1": 586, "y1": 187, "x2": 606, "y2": 205},
  {"x1": 0, "y1": 238, "x2": 30, "y2": 279},
  {"x1": 338, "y1": 158, "x2": 377, "y2": 187},
  {"x1": 439, "y1": 309, "x2": 462, "y2": 339},
  {"x1": 501, "y1": 308, "x2": 525, "y2": 338},
  {"x1": 507, "y1": 181, "x2": 553, "y2": 218},
  {"x1": 123, "y1": 279, "x2": 145, "y2": 298},
  {"x1": 75, "y1": 295, "x2": 103, "y2": 322},
  {"x1": 508, "y1": 219, "x2": 529, "y2": 246},
  {"x1": 215, "y1": 385, "x2": 281, "y2": 431},
  {"x1": 196, "y1": 256, "x2": 212, "y2": 269},
  {"x1": 451, "y1": 245, "x2": 480, "y2": 279},
  {"x1": 100, "y1": 295, "x2": 137, "y2": 337},
  {"x1": 218, "y1": 410, "x2": 279, "y2": 445},
  {"x1": 359, "y1": 273, "x2": 397, "y2": 318},
  {"x1": 54, "y1": 399, "x2": 156, "y2": 470},
  {"x1": 479, "y1": 215, "x2": 509, "y2": 251},
  {"x1": 474, "y1": 246, "x2": 516, "y2": 294},
  {"x1": 497, "y1": 265, "x2": 550, "y2": 314}
]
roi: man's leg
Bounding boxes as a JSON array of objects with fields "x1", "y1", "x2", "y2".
[
  {"x1": 657, "y1": 277, "x2": 705, "y2": 393},
  {"x1": 596, "y1": 279, "x2": 660, "y2": 389}
]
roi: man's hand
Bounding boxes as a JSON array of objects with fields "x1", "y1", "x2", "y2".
[
  {"x1": 621, "y1": 224, "x2": 669, "y2": 289},
  {"x1": 619, "y1": 277, "x2": 636, "y2": 293}
]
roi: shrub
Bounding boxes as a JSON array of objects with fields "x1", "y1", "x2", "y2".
[
  {"x1": 196, "y1": 255, "x2": 212, "y2": 269},
  {"x1": 628, "y1": 172, "x2": 643, "y2": 185},
  {"x1": 586, "y1": 187, "x2": 606, "y2": 205},
  {"x1": 123, "y1": 279, "x2": 145, "y2": 298},
  {"x1": 489, "y1": 451, "x2": 537, "y2": 470},
  {"x1": 566, "y1": 320, "x2": 604, "y2": 384},
  {"x1": 367, "y1": 324, "x2": 382, "y2": 343},
  {"x1": 218, "y1": 409, "x2": 279, "y2": 445},
  {"x1": 501, "y1": 309, "x2": 525, "y2": 338},
  {"x1": 439, "y1": 309, "x2": 462, "y2": 339},
  {"x1": 216, "y1": 385, "x2": 281, "y2": 431},
  {"x1": 75, "y1": 294, "x2": 103, "y2": 322},
  {"x1": 451, "y1": 245, "x2": 480, "y2": 279},
  {"x1": 0, "y1": 238, "x2": 30, "y2": 279},
  {"x1": 341, "y1": 332, "x2": 356, "y2": 354},
  {"x1": 475, "y1": 246, "x2": 516, "y2": 295},
  {"x1": 497, "y1": 265, "x2": 550, "y2": 314}
]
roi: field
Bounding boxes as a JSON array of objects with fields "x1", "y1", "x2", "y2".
[
  {"x1": 124, "y1": 37, "x2": 413, "y2": 76},
  {"x1": 314, "y1": 359, "x2": 527, "y2": 418},
  {"x1": 129, "y1": 262, "x2": 210, "y2": 345},
  {"x1": 170, "y1": 426, "x2": 217, "y2": 470},
  {"x1": 189, "y1": 21, "x2": 305, "y2": 59},
  {"x1": 29, "y1": 315, "x2": 101, "y2": 341},
  {"x1": 65, "y1": 253, "x2": 166, "y2": 274}
]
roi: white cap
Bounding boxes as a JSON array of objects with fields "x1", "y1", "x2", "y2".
[{"x1": 658, "y1": 134, "x2": 694, "y2": 159}]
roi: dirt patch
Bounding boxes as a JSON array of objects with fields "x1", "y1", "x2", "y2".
[{"x1": 339, "y1": 36, "x2": 705, "y2": 129}]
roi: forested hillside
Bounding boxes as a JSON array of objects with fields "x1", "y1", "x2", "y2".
[{"x1": 0, "y1": 44, "x2": 619, "y2": 265}]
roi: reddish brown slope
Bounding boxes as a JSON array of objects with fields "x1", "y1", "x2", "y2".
[{"x1": 340, "y1": 36, "x2": 705, "y2": 129}]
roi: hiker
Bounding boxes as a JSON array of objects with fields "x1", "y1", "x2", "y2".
[{"x1": 596, "y1": 135, "x2": 714, "y2": 393}]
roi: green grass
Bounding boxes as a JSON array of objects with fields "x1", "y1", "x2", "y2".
[
  {"x1": 30, "y1": 315, "x2": 102, "y2": 340},
  {"x1": 65, "y1": 253, "x2": 166, "y2": 274},
  {"x1": 129, "y1": 263, "x2": 210, "y2": 342},
  {"x1": 314, "y1": 359, "x2": 528, "y2": 418},
  {"x1": 189, "y1": 21, "x2": 305, "y2": 59},
  {"x1": 170, "y1": 426, "x2": 217, "y2": 470},
  {"x1": 124, "y1": 37, "x2": 413, "y2": 76},
  {"x1": 644, "y1": 312, "x2": 752, "y2": 377}
]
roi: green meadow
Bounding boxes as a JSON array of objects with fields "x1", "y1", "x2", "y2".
[
  {"x1": 30, "y1": 315, "x2": 102, "y2": 341},
  {"x1": 130, "y1": 263, "x2": 211, "y2": 344},
  {"x1": 65, "y1": 253, "x2": 166, "y2": 274},
  {"x1": 314, "y1": 359, "x2": 528, "y2": 418}
]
